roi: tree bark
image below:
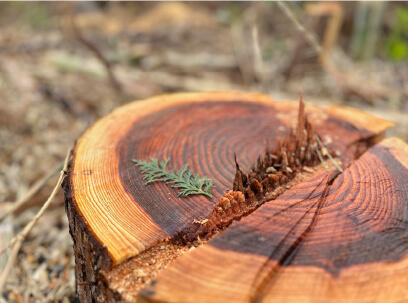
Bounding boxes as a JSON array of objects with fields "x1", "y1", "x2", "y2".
[{"x1": 63, "y1": 92, "x2": 400, "y2": 303}]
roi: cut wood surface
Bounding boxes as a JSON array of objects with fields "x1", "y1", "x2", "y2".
[
  {"x1": 64, "y1": 91, "x2": 396, "y2": 302},
  {"x1": 141, "y1": 137, "x2": 408, "y2": 303}
]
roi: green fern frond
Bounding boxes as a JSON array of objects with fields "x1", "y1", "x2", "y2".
[{"x1": 132, "y1": 158, "x2": 213, "y2": 198}]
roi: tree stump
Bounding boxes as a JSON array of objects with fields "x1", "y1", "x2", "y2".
[{"x1": 63, "y1": 92, "x2": 408, "y2": 303}]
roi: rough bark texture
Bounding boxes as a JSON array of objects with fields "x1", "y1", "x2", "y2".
[
  {"x1": 64, "y1": 92, "x2": 396, "y2": 302},
  {"x1": 63, "y1": 175, "x2": 118, "y2": 302}
]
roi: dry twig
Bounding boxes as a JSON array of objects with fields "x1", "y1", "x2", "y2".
[
  {"x1": 0, "y1": 149, "x2": 72, "y2": 293},
  {"x1": 68, "y1": 3, "x2": 122, "y2": 92},
  {"x1": 276, "y1": 1, "x2": 322, "y2": 54},
  {"x1": 315, "y1": 134, "x2": 343, "y2": 172},
  {"x1": 305, "y1": 2, "x2": 344, "y2": 65},
  {"x1": 252, "y1": 25, "x2": 267, "y2": 92},
  {"x1": 277, "y1": 1, "x2": 394, "y2": 103},
  {"x1": 315, "y1": 145, "x2": 328, "y2": 169},
  {"x1": 0, "y1": 162, "x2": 63, "y2": 222}
]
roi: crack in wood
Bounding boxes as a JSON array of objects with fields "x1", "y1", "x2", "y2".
[
  {"x1": 250, "y1": 172, "x2": 340, "y2": 303},
  {"x1": 182, "y1": 97, "x2": 339, "y2": 243}
]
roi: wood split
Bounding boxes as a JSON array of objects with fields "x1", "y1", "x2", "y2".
[{"x1": 183, "y1": 96, "x2": 338, "y2": 242}]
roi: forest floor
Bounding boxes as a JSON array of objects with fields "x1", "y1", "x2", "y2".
[{"x1": 0, "y1": 2, "x2": 407, "y2": 302}]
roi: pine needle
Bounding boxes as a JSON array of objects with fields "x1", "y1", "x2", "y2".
[{"x1": 133, "y1": 158, "x2": 214, "y2": 198}]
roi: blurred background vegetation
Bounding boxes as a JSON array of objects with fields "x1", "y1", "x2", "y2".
[{"x1": 0, "y1": 2, "x2": 407, "y2": 302}]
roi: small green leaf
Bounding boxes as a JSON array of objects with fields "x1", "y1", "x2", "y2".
[{"x1": 133, "y1": 158, "x2": 214, "y2": 198}]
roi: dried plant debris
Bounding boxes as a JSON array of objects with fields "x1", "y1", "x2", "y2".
[
  {"x1": 133, "y1": 158, "x2": 214, "y2": 198},
  {"x1": 183, "y1": 97, "x2": 337, "y2": 242},
  {"x1": 1, "y1": 208, "x2": 75, "y2": 302}
]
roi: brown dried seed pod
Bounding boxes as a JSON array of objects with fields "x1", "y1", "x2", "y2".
[
  {"x1": 300, "y1": 146, "x2": 305, "y2": 163},
  {"x1": 215, "y1": 206, "x2": 223, "y2": 214},
  {"x1": 233, "y1": 156, "x2": 244, "y2": 192},
  {"x1": 256, "y1": 156, "x2": 264, "y2": 171},
  {"x1": 212, "y1": 210, "x2": 224, "y2": 223},
  {"x1": 261, "y1": 179, "x2": 270, "y2": 191},
  {"x1": 288, "y1": 153, "x2": 294, "y2": 165},
  {"x1": 225, "y1": 190, "x2": 234, "y2": 201},
  {"x1": 281, "y1": 152, "x2": 288, "y2": 171},
  {"x1": 263, "y1": 154, "x2": 270, "y2": 167},
  {"x1": 250, "y1": 179, "x2": 263, "y2": 194},
  {"x1": 276, "y1": 138, "x2": 282, "y2": 156},
  {"x1": 233, "y1": 191, "x2": 245, "y2": 204},
  {"x1": 231, "y1": 200, "x2": 241, "y2": 213},
  {"x1": 225, "y1": 206, "x2": 234, "y2": 218},
  {"x1": 245, "y1": 185, "x2": 256, "y2": 200},
  {"x1": 219, "y1": 197, "x2": 231, "y2": 211},
  {"x1": 268, "y1": 174, "x2": 280, "y2": 185}
]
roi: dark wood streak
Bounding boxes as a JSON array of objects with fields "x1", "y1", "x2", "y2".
[
  {"x1": 184, "y1": 98, "x2": 342, "y2": 243},
  {"x1": 139, "y1": 139, "x2": 408, "y2": 303},
  {"x1": 116, "y1": 101, "x2": 283, "y2": 239},
  {"x1": 210, "y1": 145, "x2": 408, "y2": 273},
  {"x1": 117, "y1": 99, "x2": 378, "y2": 245},
  {"x1": 251, "y1": 173, "x2": 337, "y2": 303}
]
